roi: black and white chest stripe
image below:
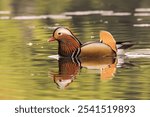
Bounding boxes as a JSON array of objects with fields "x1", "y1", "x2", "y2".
[{"x1": 71, "y1": 48, "x2": 81, "y2": 58}]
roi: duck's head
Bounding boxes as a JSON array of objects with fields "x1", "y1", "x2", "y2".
[{"x1": 48, "y1": 27, "x2": 81, "y2": 57}]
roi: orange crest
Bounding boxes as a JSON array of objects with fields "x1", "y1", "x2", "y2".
[{"x1": 100, "y1": 31, "x2": 117, "y2": 52}]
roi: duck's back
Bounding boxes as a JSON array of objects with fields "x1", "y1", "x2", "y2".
[{"x1": 80, "y1": 42, "x2": 116, "y2": 57}]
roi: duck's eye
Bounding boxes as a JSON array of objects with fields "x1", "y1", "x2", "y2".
[{"x1": 58, "y1": 32, "x2": 62, "y2": 35}]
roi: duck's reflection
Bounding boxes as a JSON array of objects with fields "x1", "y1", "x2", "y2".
[
  {"x1": 80, "y1": 57, "x2": 117, "y2": 80},
  {"x1": 49, "y1": 57, "x2": 117, "y2": 89}
]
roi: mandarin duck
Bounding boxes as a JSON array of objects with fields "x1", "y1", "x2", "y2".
[
  {"x1": 48, "y1": 27, "x2": 116, "y2": 58},
  {"x1": 48, "y1": 27, "x2": 133, "y2": 58}
]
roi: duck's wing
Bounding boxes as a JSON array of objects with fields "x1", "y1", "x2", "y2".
[
  {"x1": 81, "y1": 41, "x2": 99, "y2": 47},
  {"x1": 100, "y1": 31, "x2": 117, "y2": 53}
]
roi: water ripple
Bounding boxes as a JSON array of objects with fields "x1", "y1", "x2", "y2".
[
  {"x1": 135, "y1": 8, "x2": 150, "y2": 12},
  {"x1": 134, "y1": 13, "x2": 150, "y2": 16},
  {"x1": 64, "y1": 10, "x2": 131, "y2": 16},
  {"x1": 0, "y1": 10, "x2": 132, "y2": 20},
  {"x1": 0, "y1": 11, "x2": 10, "y2": 14},
  {"x1": 125, "y1": 49, "x2": 150, "y2": 58},
  {"x1": 0, "y1": 15, "x2": 72, "y2": 20},
  {"x1": 133, "y1": 24, "x2": 150, "y2": 27}
]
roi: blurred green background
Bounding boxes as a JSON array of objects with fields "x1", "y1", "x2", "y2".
[{"x1": 0, "y1": 0, "x2": 150, "y2": 99}]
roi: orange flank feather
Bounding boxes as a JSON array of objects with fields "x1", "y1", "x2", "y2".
[{"x1": 100, "y1": 31, "x2": 117, "y2": 53}]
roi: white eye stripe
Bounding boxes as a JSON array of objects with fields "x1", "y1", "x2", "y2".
[
  {"x1": 56, "y1": 28, "x2": 72, "y2": 36},
  {"x1": 54, "y1": 27, "x2": 82, "y2": 45}
]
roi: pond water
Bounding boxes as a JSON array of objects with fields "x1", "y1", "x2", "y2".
[{"x1": 0, "y1": 0, "x2": 150, "y2": 99}]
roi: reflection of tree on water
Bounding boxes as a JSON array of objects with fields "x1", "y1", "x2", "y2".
[{"x1": 49, "y1": 57, "x2": 117, "y2": 89}]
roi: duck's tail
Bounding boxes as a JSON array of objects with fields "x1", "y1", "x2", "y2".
[
  {"x1": 116, "y1": 41, "x2": 134, "y2": 56},
  {"x1": 116, "y1": 41, "x2": 134, "y2": 49},
  {"x1": 100, "y1": 31, "x2": 117, "y2": 53}
]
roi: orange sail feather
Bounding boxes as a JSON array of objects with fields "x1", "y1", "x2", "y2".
[{"x1": 100, "y1": 31, "x2": 117, "y2": 53}]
